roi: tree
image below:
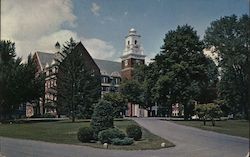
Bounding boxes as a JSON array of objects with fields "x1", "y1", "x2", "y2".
[
  {"x1": 0, "y1": 40, "x2": 44, "y2": 120},
  {"x1": 103, "y1": 92, "x2": 127, "y2": 118},
  {"x1": 152, "y1": 75, "x2": 172, "y2": 116},
  {"x1": 196, "y1": 57, "x2": 218, "y2": 104},
  {"x1": 120, "y1": 79, "x2": 143, "y2": 117},
  {"x1": 90, "y1": 100, "x2": 114, "y2": 138},
  {"x1": 120, "y1": 79, "x2": 144, "y2": 104},
  {"x1": 204, "y1": 14, "x2": 249, "y2": 119},
  {"x1": 56, "y1": 38, "x2": 100, "y2": 122},
  {"x1": 154, "y1": 25, "x2": 209, "y2": 120},
  {"x1": 195, "y1": 103, "x2": 223, "y2": 126},
  {"x1": 133, "y1": 63, "x2": 159, "y2": 116}
]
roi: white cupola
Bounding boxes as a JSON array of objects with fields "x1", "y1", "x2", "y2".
[{"x1": 123, "y1": 28, "x2": 144, "y2": 56}]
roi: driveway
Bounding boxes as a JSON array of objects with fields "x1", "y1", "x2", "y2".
[{"x1": 0, "y1": 118, "x2": 249, "y2": 157}]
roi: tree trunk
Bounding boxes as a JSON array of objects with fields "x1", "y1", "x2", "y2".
[
  {"x1": 203, "y1": 118, "x2": 206, "y2": 126},
  {"x1": 168, "y1": 104, "x2": 172, "y2": 118},
  {"x1": 72, "y1": 113, "x2": 75, "y2": 123},
  {"x1": 212, "y1": 118, "x2": 215, "y2": 126},
  {"x1": 184, "y1": 104, "x2": 189, "y2": 120},
  {"x1": 149, "y1": 106, "x2": 152, "y2": 117}
]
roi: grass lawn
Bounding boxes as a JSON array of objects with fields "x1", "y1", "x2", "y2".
[
  {"x1": 173, "y1": 120, "x2": 249, "y2": 138},
  {"x1": 0, "y1": 119, "x2": 174, "y2": 150}
]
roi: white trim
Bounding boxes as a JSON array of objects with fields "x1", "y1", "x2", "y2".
[
  {"x1": 35, "y1": 52, "x2": 44, "y2": 71},
  {"x1": 121, "y1": 67, "x2": 133, "y2": 71},
  {"x1": 121, "y1": 53, "x2": 146, "y2": 60}
]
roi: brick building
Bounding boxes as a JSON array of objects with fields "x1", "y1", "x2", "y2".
[
  {"x1": 31, "y1": 28, "x2": 161, "y2": 117},
  {"x1": 33, "y1": 41, "x2": 122, "y2": 115}
]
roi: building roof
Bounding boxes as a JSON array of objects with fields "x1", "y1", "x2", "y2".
[
  {"x1": 35, "y1": 51, "x2": 121, "y2": 76},
  {"x1": 36, "y1": 51, "x2": 55, "y2": 69},
  {"x1": 94, "y1": 59, "x2": 121, "y2": 76}
]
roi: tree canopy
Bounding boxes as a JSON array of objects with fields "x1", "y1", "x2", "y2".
[
  {"x1": 0, "y1": 40, "x2": 44, "y2": 120},
  {"x1": 154, "y1": 25, "x2": 212, "y2": 119},
  {"x1": 56, "y1": 38, "x2": 101, "y2": 122},
  {"x1": 195, "y1": 103, "x2": 223, "y2": 126},
  {"x1": 204, "y1": 14, "x2": 249, "y2": 119},
  {"x1": 120, "y1": 79, "x2": 144, "y2": 104},
  {"x1": 103, "y1": 92, "x2": 127, "y2": 117}
]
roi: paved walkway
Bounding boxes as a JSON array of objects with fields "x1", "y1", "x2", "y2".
[{"x1": 0, "y1": 118, "x2": 249, "y2": 157}]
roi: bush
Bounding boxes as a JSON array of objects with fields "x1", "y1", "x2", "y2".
[
  {"x1": 43, "y1": 113, "x2": 56, "y2": 118},
  {"x1": 98, "y1": 128, "x2": 125, "y2": 144},
  {"x1": 126, "y1": 125, "x2": 142, "y2": 141},
  {"x1": 77, "y1": 127, "x2": 94, "y2": 143},
  {"x1": 91, "y1": 100, "x2": 114, "y2": 137},
  {"x1": 111, "y1": 137, "x2": 134, "y2": 145}
]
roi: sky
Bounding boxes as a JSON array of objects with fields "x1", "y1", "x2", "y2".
[{"x1": 1, "y1": 0, "x2": 249, "y2": 63}]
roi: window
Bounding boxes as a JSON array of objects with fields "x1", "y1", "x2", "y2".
[
  {"x1": 102, "y1": 86, "x2": 109, "y2": 91},
  {"x1": 102, "y1": 76, "x2": 109, "y2": 83},
  {"x1": 135, "y1": 40, "x2": 137, "y2": 45},
  {"x1": 124, "y1": 60, "x2": 128, "y2": 66},
  {"x1": 128, "y1": 40, "x2": 130, "y2": 45},
  {"x1": 114, "y1": 78, "x2": 121, "y2": 84}
]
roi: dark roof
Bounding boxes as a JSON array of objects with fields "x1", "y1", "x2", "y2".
[
  {"x1": 94, "y1": 59, "x2": 121, "y2": 76},
  {"x1": 35, "y1": 51, "x2": 121, "y2": 76},
  {"x1": 36, "y1": 51, "x2": 55, "y2": 68}
]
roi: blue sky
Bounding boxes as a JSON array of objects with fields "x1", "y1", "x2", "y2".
[{"x1": 2, "y1": 0, "x2": 249, "y2": 62}]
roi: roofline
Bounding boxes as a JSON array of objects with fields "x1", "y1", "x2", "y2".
[
  {"x1": 94, "y1": 58, "x2": 120, "y2": 64},
  {"x1": 34, "y1": 52, "x2": 44, "y2": 71},
  {"x1": 77, "y1": 41, "x2": 100, "y2": 72}
]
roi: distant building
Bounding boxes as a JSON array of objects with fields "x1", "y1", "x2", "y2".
[
  {"x1": 172, "y1": 103, "x2": 184, "y2": 117},
  {"x1": 31, "y1": 28, "x2": 161, "y2": 117}
]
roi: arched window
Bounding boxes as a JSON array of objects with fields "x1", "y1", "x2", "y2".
[{"x1": 135, "y1": 40, "x2": 137, "y2": 45}]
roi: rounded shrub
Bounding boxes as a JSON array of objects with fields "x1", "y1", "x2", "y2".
[
  {"x1": 126, "y1": 125, "x2": 142, "y2": 141},
  {"x1": 91, "y1": 100, "x2": 114, "y2": 137},
  {"x1": 98, "y1": 128, "x2": 125, "y2": 144},
  {"x1": 111, "y1": 137, "x2": 134, "y2": 145},
  {"x1": 77, "y1": 127, "x2": 94, "y2": 143}
]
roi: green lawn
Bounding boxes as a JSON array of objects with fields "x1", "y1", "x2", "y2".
[
  {"x1": 173, "y1": 120, "x2": 249, "y2": 138},
  {"x1": 0, "y1": 119, "x2": 174, "y2": 150}
]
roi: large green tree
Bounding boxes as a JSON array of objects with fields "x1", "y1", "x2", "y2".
[
  {"x1": 103, "y1": 92, "x2": 127, "y2": 117},
  {"x1": 196, "y1": 57, "x2": 218, "y2": 104},
  {"x1": 133, "y1": 63, "x2": 159, "y2": 116},
  {"x1": 56, "y1": 38, "x2": 100, "y2": 122},
  {"x1": 120, "y1": 79, "x2": 143, "y2": 116},
  {"x1": 0, "y1": 40, "x2": 44, "y2": 120},
  {"x1": 204, "y1": 14, "x2": 249, "y2": 119},
  {"x1": 155, "y1": 25, "x2": 211, "y2": 120}
]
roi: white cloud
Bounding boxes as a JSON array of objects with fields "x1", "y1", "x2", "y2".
[
  {"x1": 2, "y1": 0, "x2": 76, "y2": 41},
  {"x1": 82, "y1": 38, "x2": 116, "y2": 60},
  {"x1": 91, "y1": 2, "x2": 100, "y2": 16},
  {"x1": 1, "y1": 0, "x2": 117, "y2": 60},
  {"x1": 145, "y1": 53, "x2": 155, "y2": 65}
]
